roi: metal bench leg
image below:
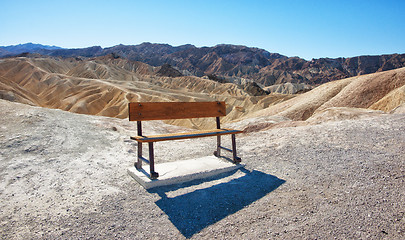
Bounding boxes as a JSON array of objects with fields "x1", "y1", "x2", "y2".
[
  {"x1": 136, "y1": 142, "x2": 143, "y2": 169},
  {"x1": 214, "y1": 116, "x2": 221, "y2": 157},
  {"x1": 214, "y1": 135, "x2": 221, "y2": 157},
  {"x1": 148, "y1": 142, "x2": 159, "y2": 179},
  {"x1": 231, "y1": 134, "x2": 241, "y2": 163},
  {"x1": 136, "y1": 121, "x2": 143, "y2": 169}
]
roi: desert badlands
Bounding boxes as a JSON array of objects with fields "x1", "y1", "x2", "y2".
[{"x1": 0, "y1": 56, "x2": 404, "y2": 239}]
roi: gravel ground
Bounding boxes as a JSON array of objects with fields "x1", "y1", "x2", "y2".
[{"x1": 0, "y1": 99, "x2": 404, "y2": 239}]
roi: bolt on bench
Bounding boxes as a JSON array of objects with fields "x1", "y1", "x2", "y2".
[{"x1": 128, "y1": 101, "x2": 243, "y2": 179}]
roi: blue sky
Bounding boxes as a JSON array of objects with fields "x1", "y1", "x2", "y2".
[{"x1": 1, "y1": 0, "x2": 404, "y2": 60}]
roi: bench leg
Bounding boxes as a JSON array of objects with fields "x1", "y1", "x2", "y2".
[
  {"x1": 136, "y1": 142, "x2": 143, "y2": 169},
  {"x1": 213, "y1": 134, "x2": 241, "y2": 164},
  {"x1": 231, "y1": 134, "x2": 241, "y2": 163},
  {"x1": 214, "y1": 135, "x2": 221, "y2": 157},
  {"x1": 148, "y1": 142, "x2": 159, "y2": 179}
]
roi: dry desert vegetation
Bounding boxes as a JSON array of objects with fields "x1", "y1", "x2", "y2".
[{"x1": 0, "y1": 56, "x2": 404, "y2": 239}]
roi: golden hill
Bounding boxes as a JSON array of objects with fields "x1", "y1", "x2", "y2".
[
  {"x1": 0, "y1": 57, "x2": 293, "y2": 129},
  {"x1": 1, "y1": 56, "x2": 404, "y2": 130},
  {"x1": 243, "y1": 67, "x2": 405, "y2": 121}
]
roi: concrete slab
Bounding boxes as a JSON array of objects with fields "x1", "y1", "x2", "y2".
[{"x1": 127, "y1": 156, "x2": 243, "y2": 189}]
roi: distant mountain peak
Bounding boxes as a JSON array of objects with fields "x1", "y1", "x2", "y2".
[
  {"x1": 0, "y1": 43, "x2": 62, "y2": 56},
  {"x1": 1, "y1": 42, "x2": 62, "y2": 50}
]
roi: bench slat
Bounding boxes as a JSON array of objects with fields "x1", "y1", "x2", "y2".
[
  {"x1": 128, "y1": 101, "x2": 226, "y2": 121},
  {"x1": 131, "y1": 128, "x2": 243, "y2": 142}
]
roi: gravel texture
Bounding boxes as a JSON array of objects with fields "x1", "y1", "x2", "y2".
[{"x1": 0, "y1": 99, "x2": 404, "y2": 239}]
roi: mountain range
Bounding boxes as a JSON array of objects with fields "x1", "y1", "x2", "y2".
[
  {"x1": 1, "y1": 43, "x2": 405, "y2": 86},
  {"x1": 0, "y1": 43, "x2": 61, "y2": 55}
]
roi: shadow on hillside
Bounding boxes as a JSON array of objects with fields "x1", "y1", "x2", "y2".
[{"x1": 148, "y1": 168, "x2": 285, "y2": 238}]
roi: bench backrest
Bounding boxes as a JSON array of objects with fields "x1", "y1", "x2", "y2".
[{"x1": 128, "y1": 101, "x2": 226, "y2": 121}]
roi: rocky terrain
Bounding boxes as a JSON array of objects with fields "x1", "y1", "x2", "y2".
[
  {"x1": 0, "y1": 98, "x2": 404, "y2": 239},
  {"x1": 264, "y1": 83, "x2": 313, "y2": 94},
  {"x1": 2, "y1": 43, "x2": 405, "y2": 86}
]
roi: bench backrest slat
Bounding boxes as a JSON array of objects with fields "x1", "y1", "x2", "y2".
[{"x1": 128, "y1": 101, "x2": 226, "y2": 121}]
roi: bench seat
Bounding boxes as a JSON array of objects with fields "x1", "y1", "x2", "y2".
[{"x1": 131, "y1": 128, "x2": 243, "y2": 143}]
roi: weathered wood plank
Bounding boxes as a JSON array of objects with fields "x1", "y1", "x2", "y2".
[
  {"x1": 130, "y1": 128, "x2": 243, "y2": 142},
  {"x1": 128, "y1": 101, "x2": 226, "y2": 121}
]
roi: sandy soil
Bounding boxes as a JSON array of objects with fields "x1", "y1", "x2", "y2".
[{"x1": 0, "y1": 99, "x2": 404, "y2": 239}]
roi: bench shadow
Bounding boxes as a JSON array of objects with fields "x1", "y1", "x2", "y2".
[{"x1": 147, "y1": 168, "x2": 285, "y2": 238}]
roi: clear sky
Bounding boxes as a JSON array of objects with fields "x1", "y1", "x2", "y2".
[{"x1": 1, "y1": 0, "x2": 404, "y2": 60}]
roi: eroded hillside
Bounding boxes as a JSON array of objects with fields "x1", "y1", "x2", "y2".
[
  {"x1": 1, "y1": 56, "x2": 404, "y2": 130},
  {"x1": 0, "y1": 56, "x2": 293, "y2": 129},
  {"x1": 229, "y1": 67, "x2": 405, "y2": 132}
]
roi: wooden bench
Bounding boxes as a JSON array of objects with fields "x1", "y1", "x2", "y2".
[{"x1": 128, "y1": 101, "x2": 243, "y2": 179}]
